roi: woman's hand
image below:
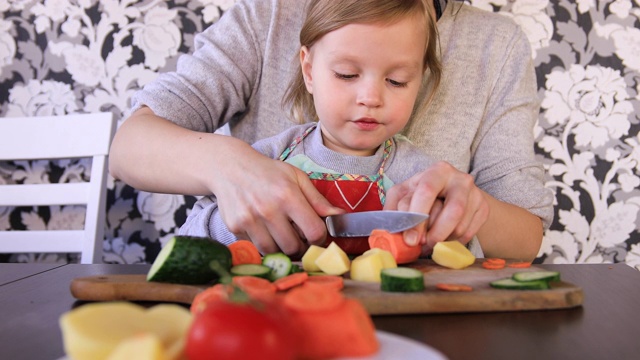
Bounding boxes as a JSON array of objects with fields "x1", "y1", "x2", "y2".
[
  {"x1": 384, "y1": 161, "x2": 490, "y2": 250},
  {"x1": 110, "y1": 108, "x2": 344, "y2": 256},
  {"x1": 212, "y1": 147, "x2": 343, "y2": 257}
]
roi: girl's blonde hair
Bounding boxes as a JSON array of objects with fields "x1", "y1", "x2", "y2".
[{"x1": 283, "y1": 0, "x2": 442, "y2": 124}]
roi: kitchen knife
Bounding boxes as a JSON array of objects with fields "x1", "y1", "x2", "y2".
[{"x1": 325, "y1": 210, "x2": 429, "y2": 237}]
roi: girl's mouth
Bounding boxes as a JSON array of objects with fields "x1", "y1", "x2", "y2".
[{"x1": 353, "y1": 118, "x2": 380, "y2": 131}]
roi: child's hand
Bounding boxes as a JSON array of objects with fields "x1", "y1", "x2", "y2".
[{"x1": 384, "y1": 161, "x2": 489, "y2": 249}]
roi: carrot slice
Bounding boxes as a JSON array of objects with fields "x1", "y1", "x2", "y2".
[
  {"x1": 303, "y1": 275, "x2": 344, "y2": 291},
  {"x1": 273, "y1": 272, "x2": 309, "y2": 291},
  {"x1": 508, "y1": 261, "x2": 532, "y2": 268},
  {"x1": 482, "y1": 261, "x2": 505, "y2": 270},
  {"x1": 291, "y1": 298, "x2": 379, "y2": 359},
  {"x1": 228, "y1": 240, "x2": 262, "y2": 266},
  {"x1": 190, "y1": 283, "x2": 233, "y2": 314},
  {"x1": 231, "y1": 276, "x2": 277, "y2": 301},
  {"x1": 484, "y1": 258, "x2": 506, "y2": 265},
  {"x1": 368, "y1": 229, "x2": 421, "y2": 264},
  {"x1": 283, "y1": 284, "x2": 344, "y2": 313},
  {"x1": 436, "y1": 283, "x2": 473, "y2": 292}
]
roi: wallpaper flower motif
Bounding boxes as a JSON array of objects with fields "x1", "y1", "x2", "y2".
[{"x1": 1, "y1": 0, "x2": 639, "y2": 270}]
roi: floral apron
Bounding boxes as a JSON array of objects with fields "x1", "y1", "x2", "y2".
[{"x1": 279, "y1": 124, "x2": 392, "y2": 254}]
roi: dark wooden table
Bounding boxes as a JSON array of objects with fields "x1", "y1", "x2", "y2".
[
  {"x1": 0, "y1": 263, "x2": 64, "y2": 286},
  {"x1": 0, "y1": 263, "x2": 639, "y2": 360}
]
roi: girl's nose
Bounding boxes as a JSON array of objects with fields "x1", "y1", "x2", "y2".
[{"x1": 357, "y1": 81, "x2": 383, "y2": 108}]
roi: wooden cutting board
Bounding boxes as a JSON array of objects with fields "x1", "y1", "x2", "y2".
[{"x1": 70, "y1": 260, "x2": 583, "y2": 315}]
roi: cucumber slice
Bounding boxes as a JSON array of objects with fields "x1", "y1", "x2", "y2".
[
  {"x1": 262, "y1": 253, "x2": 293, "y2": 281},
  {"x1": 512, "y1": 271, "x2": 560, "y2": 283},
  {"x1": 230, "y1": 264, "x2": 272, "y2": 279},
  {"x1": 380, "y1": 267, "x2": 425, "y2": 292},
  {"x1": 147, "y1": 236, "x2": 232, "y2": 284},
  {"x1": 490, "y1": 278, "x2": 550, "y2": 290}
]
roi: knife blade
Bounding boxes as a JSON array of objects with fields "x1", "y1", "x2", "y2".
[{"x1": 325, "y1": 210, "x2": 429, "y2": 237}]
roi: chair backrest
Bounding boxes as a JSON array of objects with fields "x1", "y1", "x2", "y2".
[{"x1": 0, "y1": 113, "x2": 116, "y2": 263}]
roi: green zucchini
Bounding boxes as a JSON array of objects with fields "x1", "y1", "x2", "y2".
[
  {"x1": 262, "y1": 252, "x2": 293, "y2": 281},
  {"x1": 230, "y1": 264, "x2": 272, "y2": 279},
  {"x1": 512, "y1": 271, "x2": 560, "y2": 283},
  {"x1": 147, "y1": 236, "x2": 232, "y2": 284},
  {"x1": 380, "y1": 267, "x2": 425, "y2": 292},
  {"x1": 490, "y1": 278, "x2": 550, "y2": 290}
]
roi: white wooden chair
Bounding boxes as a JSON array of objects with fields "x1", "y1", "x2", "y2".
[{"x1": 0, "y1": 113, "x2": 116, "y2": 263}]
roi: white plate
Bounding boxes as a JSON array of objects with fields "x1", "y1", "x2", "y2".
[
  {"x1": 337, "y1": 330, "x2": 448, "y2": 360},
  {"x1": 57, "y1": 331, "x2": 447, "y2": 360}
]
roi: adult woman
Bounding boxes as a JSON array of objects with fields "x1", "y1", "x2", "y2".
[{"x1": 109, "y1": 0, "x2": 554, "y2": 261}]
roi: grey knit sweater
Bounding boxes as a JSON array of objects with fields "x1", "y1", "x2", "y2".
[{"x1": 130, "y1": 0, "x2": 555, "y2": 235}]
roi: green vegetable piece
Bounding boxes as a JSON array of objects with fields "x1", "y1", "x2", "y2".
[
  {"x1": 147, "y1": 236, "x2": 232, "y2": 284},
  {"x1": 490, "y1": 278, "x2": 550, "y2": 290},
  {"x1": 262, "y1": 253, "x2": 293, "y2": 281},
  {"x1": 289, "y1": 263, "x2": 304, "y2": 274},
  {"x1": 230, "y1": 264, "x2": 273, "y2": 279},
  {"x1": 512, "y1": 271, "x2": 560, "y2": 283},
  {"x1": 380, "y1": 267, "x2": 425, "y2": 292}
]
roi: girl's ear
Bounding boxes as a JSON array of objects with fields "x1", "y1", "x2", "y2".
[{"x1": 300, "y1": 46, "x2": 313, "y2": 94}]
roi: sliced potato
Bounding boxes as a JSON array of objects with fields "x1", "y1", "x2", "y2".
[
  {"x1": 363, "y1": 248, "x2": 397, "y2": 269},
  {"x1": 351, "y1": 252, "x2": 384, "y2": 283},
  {"x1": 431, "y1": 240, "x2": 475, "y2": 269},
  {"x1": 315, "y1": 242, "x2": 350, "y2": 275},
  {"x1": 106, "y1": 333, "x2": 166, "y2": 360},
  {"x1": 59, "y1": 302, "x2": 191, "y2": 360},
  {"x1": 351, "y1": 249, "x2": 398, "y2": 283},
  {"x1": 301, "y1": 245, "x2": 325, "y2": 272}
]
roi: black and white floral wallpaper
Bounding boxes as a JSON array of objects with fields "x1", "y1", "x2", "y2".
[{"x1": 1, "y1": 0, "x2": 639, "y2": 269}]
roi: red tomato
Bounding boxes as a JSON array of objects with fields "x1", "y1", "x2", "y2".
[{"x1": 186, "y1": 300, "x2": 296, "y2": 360}]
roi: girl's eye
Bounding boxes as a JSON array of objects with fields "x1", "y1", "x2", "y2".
[
  {"x1": 388, "y1": 79, "x2": 408, "y2": 88},
  {"x1": 334, "y1": 72, "x2": 357, "y2": 80}
]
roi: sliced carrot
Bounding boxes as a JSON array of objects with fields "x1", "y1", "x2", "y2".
[
  {"x1": 283, "y1": 284, "x2": 344, "y2": 313},
  {"x1": 291, "y1": 298, "x2": 379, "y2": 359},
  {"x1": 436, "y1": 283, "x2": 473, "y2": 292},
  {"x1": 228, "y1": 240, "x2": 262, "y2": 266},
  {"x1": 231, "y1": 276, "x2": 277, "y2": 301},
  {"x1": 273, "y1": 272, "x2": 309, "y2": 291},
  {"x1": 482, "y1": 261, "x2": 505, "y2": 270},
  {"x1": 303, "y1": 275, "x2": 344, "y2": 291},
  {"x1": 484, "y1": 258, "x2": 506, "y2": 266},
  {"x1": 508, "y1": 261, "x2": 532, "y2": 268},
  {"x1": 190, "y1": 283, "x2": 233, "y2": 314},
  {"x1": 368, "y1": 229, "x2": 421, "y2": 264}
]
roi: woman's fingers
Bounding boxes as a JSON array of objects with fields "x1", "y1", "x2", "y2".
[
  {"x1": 291, "y1": 167, "x2": 344, "y2": 246},
  {"x1": 219, "y1": 159, "x2": 342, "y2": 255}
]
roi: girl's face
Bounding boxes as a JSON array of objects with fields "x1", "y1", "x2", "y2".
[{"x1": 301, "y1": 14, "x2": 427, "y2": 156}]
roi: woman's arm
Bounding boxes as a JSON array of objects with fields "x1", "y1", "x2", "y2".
[
  {"x1": 110, "y1": 107, "x2": 342, "y2": 255},
  {"x1": 109, "y1": 107, "x2": 227, "y2": 196}
]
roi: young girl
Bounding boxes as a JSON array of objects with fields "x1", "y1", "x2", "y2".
[{"x1": 178, "y1": 0, "x2": 455, "y2": 256}]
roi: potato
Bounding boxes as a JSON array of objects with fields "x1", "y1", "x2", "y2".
[
  {"x1": 106, "y1": 333, "x2": 166, "y2": 360},
  {"x1": 315, "y1": 242, "x2": 350, "y2": 275},
  {"x1": 363, "y1": 248, "x2": 397, "y2": 269},
  {"x1": 59, "y1": 302, "x2": 191, "y2": 360},
  {"x1": 351, "y1": 252, "x2": 383, "y2": 283},
  {"x1": 431, "y1": 240, "x2": 475, "y2": 269},
  {"x1": 351, "y1": 249, "x2": 398, "y2": 283},
  {"x1": 301, "y1": 245, "x2": 325, "y2": 272}
]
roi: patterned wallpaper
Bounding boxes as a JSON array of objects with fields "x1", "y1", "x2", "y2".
[{"x1": 1, "y1": 0, "x2": 639, "y2": 269}]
